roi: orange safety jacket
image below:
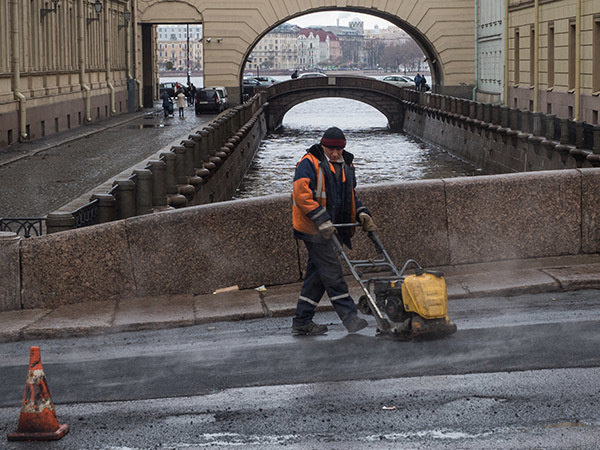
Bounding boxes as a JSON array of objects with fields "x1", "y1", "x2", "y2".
[{"x1": 292, "y1": 144, "x2": 369, "y2": 248}]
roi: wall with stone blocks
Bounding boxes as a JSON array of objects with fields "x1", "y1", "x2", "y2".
[{"x1": 2, "y1": 168, "x2": 599, "y2": 311}]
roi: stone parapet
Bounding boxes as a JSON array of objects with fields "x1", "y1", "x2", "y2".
[{"x1": 7, "y1": 169, "x2": 600, "y2": 311}]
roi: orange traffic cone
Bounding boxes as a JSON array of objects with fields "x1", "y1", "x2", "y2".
[{"x1": 7, "y1": 346, "x2": 69, "y2": 441}]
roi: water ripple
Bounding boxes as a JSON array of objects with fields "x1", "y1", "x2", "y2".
[{"x1": 234, "y1": 98, "x2": 484, "y2": 199}]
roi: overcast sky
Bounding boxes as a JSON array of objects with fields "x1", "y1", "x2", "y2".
[{"x1": 287, "y1": 11, "x2": 393, "y2": 30}]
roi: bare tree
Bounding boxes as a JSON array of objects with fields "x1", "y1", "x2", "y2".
[{"x1": 380, "y1": 40, "x2": 424, "y2": 71}]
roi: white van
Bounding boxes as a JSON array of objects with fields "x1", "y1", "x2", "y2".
[{"x1": 207, "y1": 86, "x2": 228, "y2": 110}]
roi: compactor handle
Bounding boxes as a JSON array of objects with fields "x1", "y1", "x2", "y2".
[
  {"x1": 367, "y1": 231, "x2": 385, "y2": 256},
  {"x1": 332, "y1": 223, "x2": 385, "y2": 255}
]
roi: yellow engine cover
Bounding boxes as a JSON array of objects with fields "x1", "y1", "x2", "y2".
[{"x1": 401, "y1": 273, "x2": 449, "y2": 320}]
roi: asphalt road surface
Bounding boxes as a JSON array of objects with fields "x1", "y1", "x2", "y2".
[{"x1": 1, "y1": 290, "x2": 600, "y2": 448}]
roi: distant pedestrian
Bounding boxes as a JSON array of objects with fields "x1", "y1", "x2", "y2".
[
  {"x1": 177, "y1": 91, "x2": 186, "y2": 118},
  {"x1": 414, "y1": 73, "x2": 422, "y2": 90},
  {"x1": 419, "y1": 75, "x2": 427, "y2": 92},
  {"x1": 161, "y1": 91, "x2": 171, "y2": 118},
  {"x1": 189, "y1": 83, "x2": 197, "y2": 105}
]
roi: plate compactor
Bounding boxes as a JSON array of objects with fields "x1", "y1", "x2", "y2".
[{"x1": 331, "y1": 224, "x2": 457, "y2": 340}]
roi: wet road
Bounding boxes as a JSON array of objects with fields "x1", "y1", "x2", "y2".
[
  {"x1": 0, "y1": 105, "x2": 216, "y2": 217},
  {"x1": 1, "y1": 289, "x2": 599, "y2": 448}
]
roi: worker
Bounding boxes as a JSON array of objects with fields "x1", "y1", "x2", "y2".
[{"x1": 291, "y1": 127, "x2": 377, "y2": 336}]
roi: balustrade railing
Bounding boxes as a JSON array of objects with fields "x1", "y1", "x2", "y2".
[
  {"x1": 73, "y1": 199, "x2": 99, "y2": 228},
  {"x1": 0, "y1": 218, "x2": 45, "y2": 238}
]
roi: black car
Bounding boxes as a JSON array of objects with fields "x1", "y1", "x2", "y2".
[
  {"x1": 242, "y1": 78, "x2": 267, "y2": 101},
  {"x1": 159, "y1": 82, "x2": 177, "y2": 98},
  {"x1": 195, "y1": 88, "x2": 222, "y2": 114}
]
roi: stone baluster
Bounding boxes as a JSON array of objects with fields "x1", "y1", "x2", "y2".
[
  {"x1": 161, "y1": 152, "x2": 177, "y2": 195},
  {"x1": 173, "y1": 146, "x2": 188, "y2": 185},
  {"x1": 483, "y1": 103, "x2": 490, "y2": 123},
  {"x1": 181, "y1": 140, "x2": 196, "y2": 177},
  {"x1": 476, "y1": 102, "x2": 484, "y2": 121},
  {"x1": 148, "y1": 160, "x2": 168, "y2": 208},
  {"x1": 574, "y1": 121, "x2": 585, "y2": 149},
  {"x1": 204, "y1": 125, "x2": 216, "y2": 155},
  {"x1": 469, "y1": 101, "x2": 476, "y2": 119},
  {"x1": 510, "y1": 108, "x2": 520, "y2": 130},
  {"x1": 593, "y1": 125, "x2": 600, "y2": 154},
  {"x1": 532, "y1": 112, "x2": 543, "y2": 136},
  {"x1": 90, "y1": 193, "x2": 116, "y2": 223},
  {"x1": 492, "y1": 105, "x2": 501, "y2": 125},
  {"x1": 0, "y1": 231, "x2": 22, "y2": 311},
  {"x1": 500, "y1": 106, "x2": 510, "y2": 128},
  {"x1": 46, "y1": 211, "x2": 76, "y2": 234},
  {"x1": 189, "y1": 133, "x2": 203, "y2": 168},
  {"x1": 545, "y1": 114, "x2": 556, "y2": 140},
  {"x1": 112, "y1": 179, "x2": 135, "y2": 219},
  {"x1": 134, "y1": 169, "x2": 153, "y2": 216},
  {"x1": 161, "y1": 152, "x2": 187, "y2": 208},
  {"x1": 559, "y1": 118, "x2": 570, "y2": 145},
  {"x1": 199, "y1": 129, "x2": 210, "y2": 162}
]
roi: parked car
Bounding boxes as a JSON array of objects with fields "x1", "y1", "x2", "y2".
[
  {"x1": 242, "y1": 78, "x2": 268, "y2": 100},
  {"x1": 206, "y1": 86, "x2": 229, "y2": 110},
  {"x1": 195, "y1": 88, "x2": 222, "y2": 114},
  {"x1": 253, "y1": 76, "x2": 278, "y2": 85},
  {"x1": 381, "y1": 75, "x2": 414, "y2": 87},
  {"x1": 159, "y1": 82, "x2": 178, "y2": 97},
  {"x1": 298, "y1": 72, "x2": 327, "y2": 78}
]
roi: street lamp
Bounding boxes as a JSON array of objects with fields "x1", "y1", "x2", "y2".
[
  {"x1": 186, "y1": 24, "x2": 191, "y2": 86},
  {"x1": 40, "y1": 0, "x2": 60, "y2": 22},
  {"x1": 87, "y1": 0, "x2": 102, "y2": 25},
  {"x1": 118, "y1": 10, "x2": 131, "y2": 31},
  {"x1": 247, "y1": 57, "x2": 260, "y2": 78}
]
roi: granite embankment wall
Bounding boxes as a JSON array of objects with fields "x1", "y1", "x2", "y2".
[
  {"x1": 402, "y1": 91, "x2": 600, "y2": 173},
  {"x1": 2, "y1": 169, "x2": 600, "y2": 311},
  {"x1": 45, "y1": 95, "x2": 268, "y2": 233}
]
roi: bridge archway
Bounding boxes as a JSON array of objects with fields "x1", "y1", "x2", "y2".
[
  {"x1": 240, "y1": 9, "x2": 445, "y2": 93},
  {"x1": 263, "y1": 77, "x2": 408, "y2": 131},
  {"x1": 137, "y1": 2, "x2": 203, "y2": 107},
  {"x1": 137, "y1": 1, "x2": 474, "y2": 104}
]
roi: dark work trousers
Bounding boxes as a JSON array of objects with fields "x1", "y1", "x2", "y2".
[{"x1": 293, "y1": 239, "x2": 358, "y2": 327}]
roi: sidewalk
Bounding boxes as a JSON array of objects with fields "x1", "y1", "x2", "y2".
[
  {"x1": 0, "y1": 103, "x2": 213, "y2": 217},
  {"x1": 1, "y1": 253, "x2": 599, "y2": 343},
  {"x1": 0, "y1": 110, "x2": 148, "y2": 168}
]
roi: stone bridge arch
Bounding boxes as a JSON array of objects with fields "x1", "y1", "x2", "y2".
[
  {"x1": 136, "y1": 1, "x2": 474, "y2": 103},
  {"x1": 263, "y1": 76, "x2": 407, "y2": 131}
]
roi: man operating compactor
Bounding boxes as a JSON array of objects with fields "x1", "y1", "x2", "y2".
[{"x1": 291, "y1": 127, "x2": 377, "y2": 336}]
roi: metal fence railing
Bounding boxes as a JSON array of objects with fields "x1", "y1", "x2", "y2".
[{"x1": 0, "y1": 217, "x2": 46, "y2": 238}]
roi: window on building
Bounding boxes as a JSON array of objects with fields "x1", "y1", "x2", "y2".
[
  {"x1": 569, "y1": 19, "x2": 576, "y2": 90},
  {"x1": 514, "y1": 28, "x2": 520, "y2": 85},
  {"x1": 548, "y1": 23, "x2": 555, "y2": 88},
  {"x1": 594, "y1": 18, "x2": 600, "y2": 92}
]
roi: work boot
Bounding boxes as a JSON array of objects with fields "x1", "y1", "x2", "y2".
[
  {"x1": 344, "y1": 316, "x2": 368, "y2": 333},
  {"x1": 292, "y1": 321, "x2": 328, "y2": 336}
]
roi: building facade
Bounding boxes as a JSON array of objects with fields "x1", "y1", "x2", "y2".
[
  {"x1": 157, "y1": 25, "x2": 203, "y2": 72},
  {"x1": 477, "y1": 0, "x2": 506, "y2": 103},
  {"x1": 0, "y1": 0, "x2": 132, "y2": 148},
  {"x1": 507, "y1": 0, "x2": 600, "y2": 123},
  {"x1": 247, "y1": 24, "x2": 298, "y2": 73}
]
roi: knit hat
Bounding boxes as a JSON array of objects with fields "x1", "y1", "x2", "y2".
[{"x1": 320, "y1": 127, "x2": 346, "y2": 148}]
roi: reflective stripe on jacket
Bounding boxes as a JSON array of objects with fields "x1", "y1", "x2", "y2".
[{"x1": 292, "y1": 144, "x2": 368, "y2": 248}]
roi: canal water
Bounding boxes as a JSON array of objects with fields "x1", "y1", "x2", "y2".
[
  {"x1": 160, "y1": 75, "x2": 485, "y2": 199},
  {"x1": 233, "y1": 97, "x2": 485, "y2": 199}
]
